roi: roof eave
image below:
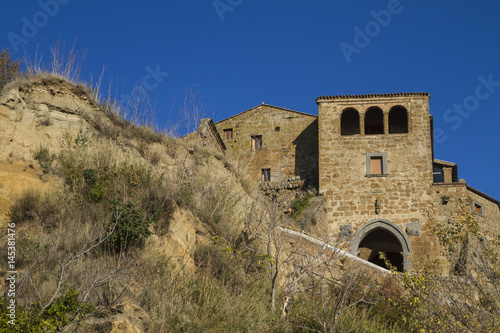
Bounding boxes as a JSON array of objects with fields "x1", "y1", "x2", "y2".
[{"x1": 316, "y1": 92, "x2": 430, "y2": 104}]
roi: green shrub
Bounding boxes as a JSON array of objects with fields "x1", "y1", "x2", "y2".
[
  {"x1": 0, "y1": 288, "x2": 94, "y2": 333},
  {"x1": 291, "y1": 191, "x2": 315, "y2": 221},
  {"x1": 107, "y1": 198, "x2": 153, "y2": 252},
  {"x1": 83, "y1": 168, "x2": 115, "y2": 203}
]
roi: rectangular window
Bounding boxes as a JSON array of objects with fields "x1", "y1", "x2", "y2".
[
  {"x1": 366, "y1": 152, "x2": 388, "y2": 177},
  {"x1": 261, "y1": 168, "x2": 271, "y2": 182},
  {"x1": 433, "y1": 166, "x2": 444, "y2": 183},
  {"x1": 474, "y1": 202, "x2": 484, "y2": 216},
  {"x1": 370, "y1": 157, "x2": 383, "y2": 174},
  {"x1": 223, "y1": 129, "x2": 233, "y2": 140},
  {"x1": 251, "y1": 135, "x2": 262, "y2": 151}
]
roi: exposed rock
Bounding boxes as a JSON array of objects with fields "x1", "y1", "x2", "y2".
[
  {"x1": 146, "y1": 206, "x2": 212, "y2": 270},
  {"x1": 0, "y1": 77, "x2": 101, "y2": 162}
]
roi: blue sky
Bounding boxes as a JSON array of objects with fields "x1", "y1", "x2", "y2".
[{"x1": 1, "y1": 0, "x2": 499, "y2": 199}]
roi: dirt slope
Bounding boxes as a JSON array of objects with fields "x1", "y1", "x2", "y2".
[{"x1": 0, "y1": 75, "x2": 260, "y2": 332}]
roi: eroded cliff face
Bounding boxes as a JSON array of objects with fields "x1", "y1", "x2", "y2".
[
  {"x1": 0, "y1": 76, "x2": 260, "y2": 332},
  {"x1": 0, "y1": 77, "x2": 99, "y2": 162},
  {"x1": 0, "y1": 77, "x2": 98, "y2": 222}
]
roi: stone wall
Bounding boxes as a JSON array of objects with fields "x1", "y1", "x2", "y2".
[
  {"x1": 432, "y1": 182, "x2": 500, "y2": 235},
  {"x1": 202, "y1": 94, "x2": 500, "y2": 272},
  {"x1": 215, "y1": 104, "x2": 318, "y2": 186},
  {"x1": 317, "y1": 93, "x2": 437, "y2": 268},
  {"x1": 180, "y1": 118, "x2": 226, "y2": 154}
]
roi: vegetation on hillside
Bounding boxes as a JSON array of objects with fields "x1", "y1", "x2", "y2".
[
  {"x1": 390, "y1": 198, "x2": 500, "y2": 332},
  {"x1": 1, "y1": 46, "x2": 499, "y2": 332},
  {"x1": 0, "y1": 49, "x2": 22, "y2": 92},
  {"x1": 290, "y1": 191, "x2": 315, "y2": 221}
]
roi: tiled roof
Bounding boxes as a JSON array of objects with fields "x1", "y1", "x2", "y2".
[{"x1": 316, "y1": 92, "x2": 430, "y2": 102}]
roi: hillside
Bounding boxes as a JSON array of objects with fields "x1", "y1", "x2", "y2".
[{"x1": 0, "y1": 74, "x2": 283, "y2": 332}]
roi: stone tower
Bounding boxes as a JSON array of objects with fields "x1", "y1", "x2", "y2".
[{"x1": 317, "y1": 93, "x2": 435, "y2": 270}]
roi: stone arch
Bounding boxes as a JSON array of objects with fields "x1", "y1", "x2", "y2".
[
  {"x1": 389, "y1": 106, "x2": 408, "y2": 133},
  {"x1": 364, "y1": 107, "x2": 384, "y2": 134},
  {"x1": 340, "y1": 108, "x2": 360, "y2": 135},
  {"x1": 349, "y1": 219, "x2": 412, "y2": 271}
]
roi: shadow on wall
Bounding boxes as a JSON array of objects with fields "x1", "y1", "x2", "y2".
[{"x1": 293, "y1": 119, "x2": 319, "y2": 188}]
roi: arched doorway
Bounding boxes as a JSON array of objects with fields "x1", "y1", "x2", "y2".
[{"x1": 349, "y1": 219, "x2": 412, "y2": 271}]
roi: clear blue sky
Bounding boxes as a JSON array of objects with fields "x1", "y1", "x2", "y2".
[{"x1": 1, "y1": 0, "x2": 499, "y2": 199}]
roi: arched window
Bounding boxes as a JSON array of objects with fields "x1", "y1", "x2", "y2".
[
  {"x1": 340, "y1": 108, "x2": 360, "y2": 135},
  {"x1": 389, "y1": 106, "x2": 408, "y2": 133},
  {"x1": 364, "y1": 107, "x2": 384, "y2": 134}
]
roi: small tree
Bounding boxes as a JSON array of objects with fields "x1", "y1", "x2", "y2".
[
  {"x1": 397, "y1": 198, "x2": 500, "y2": 332},
  {"x1": 0, "y1": 49, "x2": 22, "y2": 91},
  {"x1": 244, "y1": 199, "x2": 296, "y2": 312}
]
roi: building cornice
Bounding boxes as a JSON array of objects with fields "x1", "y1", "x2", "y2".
[{"x1": 316, "y1": 92, "x2": 430, "y2": 103}]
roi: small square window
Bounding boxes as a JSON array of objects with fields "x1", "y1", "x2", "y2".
[
  {"x1": 261, "y1": 168, "x2": 271, "y2": 182},
  {"x1": 474, "y1": 202, "x2": 484, "y2": 216},
  {"x1": 251, "y1": 135, "x2": 262, "y2": 151},
  {"x1": 223, "y1": 129, "x2": 233, "y2": 140},
  {"x1": 366, "y1": 153, "x2": 388, "y2": 177}
]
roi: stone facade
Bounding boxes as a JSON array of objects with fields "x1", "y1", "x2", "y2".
[
  {"x1": 316, "y1": 92, "x2": 499, "y2": 271},
  {"x1": 199, "y1": 94, "x2": 500, "y2": 271},
  {"x1": 317, "y1": 93, "x2": 437, "y2": 270},
  {"x1": 214, "y1": 104, "x2": 318, "y2": 187}
]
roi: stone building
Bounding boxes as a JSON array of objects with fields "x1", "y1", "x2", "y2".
[
  {"x1": 214, "y1": 103, "x2": 318, "y2": 188},
  {"x1": 201, "y1": 93, "x2": 500, "y2": 271},
  {"x1": 316, "y1": 93, "x2": 500, "y2": 271}
]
